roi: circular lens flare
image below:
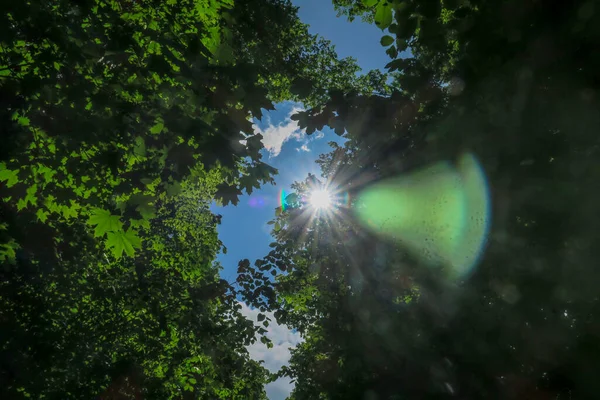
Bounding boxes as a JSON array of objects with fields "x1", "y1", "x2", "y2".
[
  {"x1": 310, "y1": 189, "x2": 332, "y2": 210},
  {"x1": 353, "y1": 153, "x2": 490, "y2": 279}
]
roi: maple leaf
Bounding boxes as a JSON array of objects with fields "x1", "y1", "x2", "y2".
[
  {"x1": 36, "y1": 209, "x2": 48, "y2": 223},
  {"x1": 0, "y1": 165, "x2": 19, "y2": 188},
  {"x1": 106, "y1": 229, "x2": 142, "y2": 258},
  {"x1": 87, "y1": 208, "x2": 123, "y2": 238}
]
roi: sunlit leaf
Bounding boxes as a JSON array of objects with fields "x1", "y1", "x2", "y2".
[
  {"x1": 0, "y1": 165, "x2": 19, "y2": 187},
  {"x1": 150, "y1": 121, "x2": 164, "y2": 135},
  {"x1": 36, "y1": 209, "x2": 48, "y2": 223},
  {"x1": 375, "y1": 2, "x2": 393, "y2": 29},
  {"x1": 87, "y1": 208, "x2": 123, "y2": 238},
  {"x1": 106, "y1": 229, "x2": 142, "y2": 258}
]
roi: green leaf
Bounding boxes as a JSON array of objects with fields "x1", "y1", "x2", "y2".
[
  {"x1": 133, "y1": 137, "x2": 146, "y2": 157},
  {"x1": 386, "y1": 45, "x2": 398, "y2": 59},
  {"x1": 17, "y1": 116, "x2": 30, "y2": 127},
  {"x1": 36, "y1": 165, "x2": 56, "y2": 182},
  {"x1": 257, "y1": 313, "x2": 266, "y2": 322},
  {"x1": 130, "y1": 218, "x2": 151, "y2": 230},
  {"x1": 362, "y1": 0, "x2": 379, "y2": 6},
  {"x1": 380, "y1": 35, "x2": 394, "y2": 46},
  {"x1": 106, "y1": 229, "x2": 142, "y2": 258},
  {"x1": 375, "y1": 3, "x2": 393, "y2": 29},
  {"x1": 17, "y1": 199, "x2": 28, "y2": 211},
  {"x1": 129, "y1": 193, "x2": 156, "y2": 219},
  {"x1": 396, "y1": 38, "x2": 408, "y2": 51},
  {"x1": 36, "y1": 209, "x2": 48, "y2": 223},
  {"x1": 165, "y1": 181, "x2": 182, "y2": 197},
  {"x1": 87, "y1": 208, "x2": 123, "y2": 238},
  {"x1": 0, "y1": 240, "x2": 19, "y2": 264},
  {"x1": 150, "y1": 121, "x2": 164, "y2": 135},
  {"x1": 0, "y1": 164, "x2": 19, "y2": 187},
  {"x1": 62, "y1": 202, "x2": 81, "y2": 220},
  {"x1": 385, "y1": 58, "x2": 409, "y2": 72},
  {"x1": 25, "y1": 184, "x2": 37, "y2": 207},
  {"x1": 147, "y1": 41, "x2": 162, "y2": 55}
]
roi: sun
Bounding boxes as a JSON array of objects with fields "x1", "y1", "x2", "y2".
[{"x1": 309, "y1": 189, "x2": 332, "y2": 210}]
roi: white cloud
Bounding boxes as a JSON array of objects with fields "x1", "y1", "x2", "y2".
[
  {"x1": 251, "y1": 104, "x2": 332, "y2": 157},
  {"x1": 266, "y1": 377, "x2": 295, "y2": 400},
  {"x1": 238, "y1": 301, "x2": 302, "y2": 400},
  {"x1": 255, "y1": 107, "x2": 305, "y2": 157}
]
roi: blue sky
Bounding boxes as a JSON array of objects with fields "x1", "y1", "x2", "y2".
[
  {"x1": 212, "y1": 1, "x2": 390, "y2": 398},
  {"x1": 215, "y1": 0, "x2": 390, "y2": 285},
  {"x1": 214, "y1": 102, "x2": 345, "y2": 284}
]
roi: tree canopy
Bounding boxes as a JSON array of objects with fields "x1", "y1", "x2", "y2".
[
  {"x1": 0, "y1": 0, "x2": 368, "y2": 398},
  {"x1": 3, "y1": 0, "x2": 600, "y2": 399},
  {"x1": 238, "y1": 0, "x2": 600, "y2": 399}
]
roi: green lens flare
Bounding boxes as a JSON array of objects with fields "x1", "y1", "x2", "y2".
[
  {"x1": 280, "y1": 189, "x2": 287, "y2": 211},
  {"x1": 354, "y1": 153, "x2": 490, "y2": 279}
]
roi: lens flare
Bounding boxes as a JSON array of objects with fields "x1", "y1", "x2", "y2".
[
  {"x1": 248, "y1": 196, "x2": 267, "y2": 208},
  {"x1": 280, "y1": 189, "x2": 287, "y2": 211},
  {"x1": 354, "y1": 153, "x2": 491, "y2": 279},
  {"x1": 334, "y1": 191, "x2": 350, "y2": 207}
]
